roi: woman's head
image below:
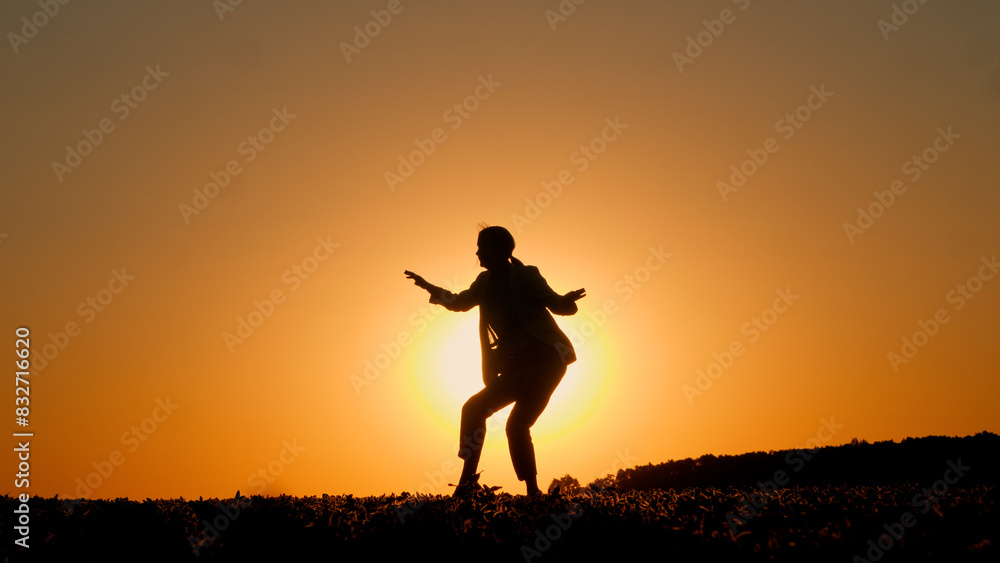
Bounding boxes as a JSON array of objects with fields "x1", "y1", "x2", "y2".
[
  {"x1": 478, "y1": 225, "x2": 514, "y2": 256},
  {"x1": 476, "y1": 225, "x2": 516, "y2": 270}
]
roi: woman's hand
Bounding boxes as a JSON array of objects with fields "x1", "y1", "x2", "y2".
[
  {"x1": 552, "y1": 288, "x2": 585, "y2": 314},
  {"x1": 404, "y1": 270, "x2": 433, "y2": 291}
]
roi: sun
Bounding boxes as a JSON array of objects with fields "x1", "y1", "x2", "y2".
[
  {"x1": 427, "y1": 314, "x2": 484, "y2": 410},
  {"x1": 407, "y1": 312, "x2": 613, "y2": 444},
  {"x1": 406, "y1": 314, "x2": 488, "y2": 432}
]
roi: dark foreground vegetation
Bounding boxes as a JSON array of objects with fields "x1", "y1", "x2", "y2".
[
  {"x1": 2, "y1": 433, "x2": 996, "y2": 562},
  {"x1": 606, "y1": 431, "x2": 1000, "y2": 493}
]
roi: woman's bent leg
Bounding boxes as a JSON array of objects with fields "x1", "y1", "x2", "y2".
[
  {"x1": 458, "y1": 382, "x2": 515, "y2": 483},
  {"x1": 506, "y1": 349, "x2": 566, "y2": 485}
]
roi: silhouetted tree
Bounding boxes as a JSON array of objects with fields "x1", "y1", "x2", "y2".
[
  {"x1": 587, "y1": 474, "x2": 617, "y2": 491},
  {"x1": 548, "y1": 474, "x2": 581, "y2": 495}
]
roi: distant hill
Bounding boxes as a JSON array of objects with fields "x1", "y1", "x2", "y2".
[{"x1": 596, "y1": 432, "x2": 999, "y2": 492}]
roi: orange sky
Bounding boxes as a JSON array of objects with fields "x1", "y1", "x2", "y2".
[{"x1": 2, "y1": 0, "x2": 998, "y2": 500}]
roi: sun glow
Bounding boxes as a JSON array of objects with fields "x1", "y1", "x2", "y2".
[{"x1": 407, "y1": 311, "x2": 613, "y2": 445}]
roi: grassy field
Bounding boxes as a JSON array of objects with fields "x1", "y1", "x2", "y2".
[{"x1": 3, "y1": 483, "x2": 997, "y2": 562}]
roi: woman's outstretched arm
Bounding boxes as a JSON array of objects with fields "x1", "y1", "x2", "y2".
[
  {"x1": 521, "y1": 266, "x2": 585, "y2": 315},
  {"x1": 554, "y1": 288, "x2": 586, "y2": 315},
  {"x1": 404, "y1": 270, "x2": 478, "y2": 311}
]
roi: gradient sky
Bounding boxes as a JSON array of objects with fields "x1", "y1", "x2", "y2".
[{"x1": 2, "y1": 0, "x2": 998, "y2": 500}]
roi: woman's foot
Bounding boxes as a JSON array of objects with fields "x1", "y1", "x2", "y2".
[
  {"x1": 525, "y1": 477, "x2": 542, "y2": 497},
  {"x1": 452, "y1": 473, "x2": 482, "y2": 498}
]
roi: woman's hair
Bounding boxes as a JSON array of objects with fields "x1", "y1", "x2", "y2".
[{"x1": 477, "y1": 224, "x2": 524, "y2": 266}]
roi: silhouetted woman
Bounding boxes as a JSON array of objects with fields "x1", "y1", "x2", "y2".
[{"x1": 405, "y1": 225, "x2": 585, "y2": 496}]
